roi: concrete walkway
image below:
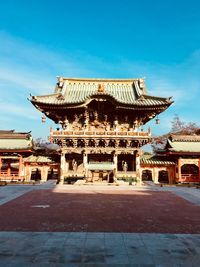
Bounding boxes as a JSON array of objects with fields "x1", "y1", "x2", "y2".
[
  {"x1": 1, "y1": 232, "x2": 200, "y2": 266},
  {"x1": 0, "y1": 180, "x2": 56, "y2": 205},
  {"x1": 163, "y1": 186, "x2": 200, "y2": 206}
]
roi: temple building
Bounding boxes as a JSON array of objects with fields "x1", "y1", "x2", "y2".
[
  {"x1": 0, "y1": 130, "x2": 60, "y2": 183},
  {"x1": 160, "y1": 135, "x2": 200, "y2": 183},
  {"x1": 140, "y1": 154, "x2": 175, "y2": 184},
  {"x1": 30, "y1": 77, "x2": 173, "y2": 183},
  {"x1": 0, "y1": 130, "x2": 33, "y2": 181},
  {"x1": 141, "y1": 134, "x2": 200, "y2": 184}
]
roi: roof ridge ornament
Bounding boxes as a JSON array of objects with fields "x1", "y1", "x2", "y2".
[
  {"x1": 56, "y1": 76, "x2": 64, "y2": 88},
  {"x1": 98, "y1": 83, "x2": 105, "y2": 93},
  {"x1": 57, "y1": 93, "x2": 65, "y2": 100},
  {"x1": 166, "y1": 96, "x2": 173, "y2": 103},
  {"x1": 139, "y1": 78, "x2": 145, "y2": 89},
  {"x1": 139, "y1": 95, "x2": 145, "y2": 101}
]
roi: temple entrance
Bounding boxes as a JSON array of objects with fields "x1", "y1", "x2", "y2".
[
  {"x1": 108, "y1": 171, "x2": 114, "y2": 183},
  {"x1": 142, "y1": 169, "x2": 152, "y2": 181},
  {"x1": 89, "y1": 170, "x2": 114, "y2": 183},
  {"x1": 47, "y1": 168, "x2": 54, "y2": 179},
  {"x1": 181, "y1": 164, "x2": 199, "y2": 182},
  {"x1": 86, "y1": 153, "x2": 114, "y2": 182},
  {"x1": 47, "y1": 168, "x2": 59, "y2": 180},
  {"x1": 31, "y1": 168, "x2": 41, "y2": 181},
  {"x1": 117, "y1": 154, "x2": 135, "y2": 171},
  {"x1": 158, "y1": 170, "x2": 169, "y2": 183},
  {"x1": 181, "y1": 164, "x2": 199, "y2": 175}
]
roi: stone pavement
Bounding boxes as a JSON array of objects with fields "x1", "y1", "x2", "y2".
[
  {"x1": 0, "y1": 180, "x2": 56, "y2": 205},
  {"x1": 1, "y1": 181, "x2": 200, "y2": 206},
  {"x1": 163, "y1": 186, "x2": 200, "y2": 206},
  {"x1": 1, "y1": 182, "x2": 200, "y2": 266},
  {"x1": 1, "y1": 231, "x2": 200, "y2": 266}
]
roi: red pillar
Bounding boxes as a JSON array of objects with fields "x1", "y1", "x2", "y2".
[
  {"x1": 177, "y1": 158, "x2": 181, "y2": 183},
  {"x1": 0, "y1": 156, "x2": 2, "y2": 177},
  {"x1": 18, "y1": 155, "x2": 23, "y2": 180},
  {"x1": 7, "y1": 159, "x2": 11, "y2": 177}
]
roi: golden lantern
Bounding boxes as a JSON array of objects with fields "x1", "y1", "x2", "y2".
[
  {"x1": 41, "y1": 116, "x2": 46, "y2": 123},
  {"x1": 156, "y1": 117, "x2": 160, "y2": 124}
]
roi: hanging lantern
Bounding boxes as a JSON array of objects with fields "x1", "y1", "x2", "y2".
[
  {"x1": 41, "y1": 115, "x2": 46, "y2": 123},
  {"x1": 156, "y1": 117, "x2": 160, "y2": 124}
]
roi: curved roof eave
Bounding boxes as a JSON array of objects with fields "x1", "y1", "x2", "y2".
[{"x1": 30, "y1": 93, "x2": 173, "y2": 110}]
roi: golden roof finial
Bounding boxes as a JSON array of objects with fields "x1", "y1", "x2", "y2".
[{"x1": 98, "y1": 83, "x2": 105, "y2": 93}]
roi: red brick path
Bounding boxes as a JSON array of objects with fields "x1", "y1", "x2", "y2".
[{"x1": 1, "y1": 189, "x2": 200, "y2": 233}]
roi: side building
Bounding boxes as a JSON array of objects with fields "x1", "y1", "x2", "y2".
[
  {"x1": 141, "y1": 134, "x2": 200, "y2": 184},
  {"x1": 163, "y1": 135, "x2": 200, "y2": 183},
  {"x1": 0, "y1": 130, "x2": 33, "y2": 181},
  {"x1": 30, "y1": 77, "x2": 173, "y2": 183},
  {"x1": 0, "y1": 130, "x2": 59, "y2": 183}
]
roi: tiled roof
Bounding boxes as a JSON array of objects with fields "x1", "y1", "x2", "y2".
[
  {"x1": 31, "y1": 78, "x2": 172, "y2": 107},
  {"x1": 167, "y1": 139, "x2": 200, "y2": 153},
  {"x1": 0, "y1": 130, "x2": 15, "y2": 134},
  {"x1": 0, "y1": 130, "x2": 33, "y2": 151},
  {"x1": 0, "y1": 130, "x2": 31, "y2": 139},
  {"x1": 170, "y1": 134, "x2": 200, "y2": 142},
  {"x1": 0, "y1": 139, "x2": 32, "y2": 151},
  {"x1": 164, "y1": 135, "x2": 200, "y2": 153},
  {"x1": 141, "y1": 155, "x2": 175, "y2": 165}
]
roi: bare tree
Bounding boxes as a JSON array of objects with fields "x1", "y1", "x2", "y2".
[
  {"x1": 151, "y1": 114, "x2": 200, "y2": 152},
  {"x1": 171, "y1": 114, "x2": 185, "y2": 133},
  {"x1": 171, "y1": 114, "x2": 199, "y2": 134},
  {"x1": 33, "y1": 138, "x2": 60, "y2": 155}
]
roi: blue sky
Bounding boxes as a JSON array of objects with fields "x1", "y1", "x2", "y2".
[{"x1": 0, "y1": 0, "x2": 200, "y2": 141}]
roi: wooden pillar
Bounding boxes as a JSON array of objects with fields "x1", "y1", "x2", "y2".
[
  {"x1": 24, "y1": 163, "x2": 30, "y2": 182},
  {"x1": 168, "y1": 166, "x2": 175, "y2": 184},
  {"x1": 0, "y1": 156, "x2": 2, "y2": 175},
  {"x1": 178, "y1": 158, "x2": 181, "y2": 182},
  {"x1": 168, "y1": 167, "x2": 171, "y2": 184},
  {"x1": 7, "y1": 159, "x2": 11, "y2": 177},
  {"x1": 135, "y1": 151, "x2": 140, "y2": 183},
  {"x1": 83, "y1": 153, "x2": 88, "y2": 178},
  {"x1": 83, "y1": 153, "x2": 88, "y2": 166},
  {"x1": 41, "y1": 166, "x2": 48, "y2": 182},
  {"x1": 113, "y1": 153, "x2": 118, "y2": 170},
  {"x1": 107, "y1": 171, "x2": 110, "y2": 183},
  {"x1": 154, "y1": 168, "x2": 158, "y2": 183},
  {"x1": 18, "y1": 155, "x2": 23, "y2": 179},
  {"x1": 113, "y1": 153, "x2": 118, "y2": 181},
  {"x1": 60, "y1": 152, "x2": 66, "y2": 184}
]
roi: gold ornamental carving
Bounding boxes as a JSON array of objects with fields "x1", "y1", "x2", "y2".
[{"x1": 98, "y1": 84, "x2": 105, "y2": 93}]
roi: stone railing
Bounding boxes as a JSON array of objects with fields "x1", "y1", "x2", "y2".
[{"x1": 116, "y1": 171, "x2": 136, "y2": 178}]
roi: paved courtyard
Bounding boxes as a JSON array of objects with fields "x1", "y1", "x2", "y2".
[
  {"x1": 1, "y1": 187, "x2": 200, "y2": 233},
  {"x1": 1, "y1": 181, "x2": 200, "y2": 266}
]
